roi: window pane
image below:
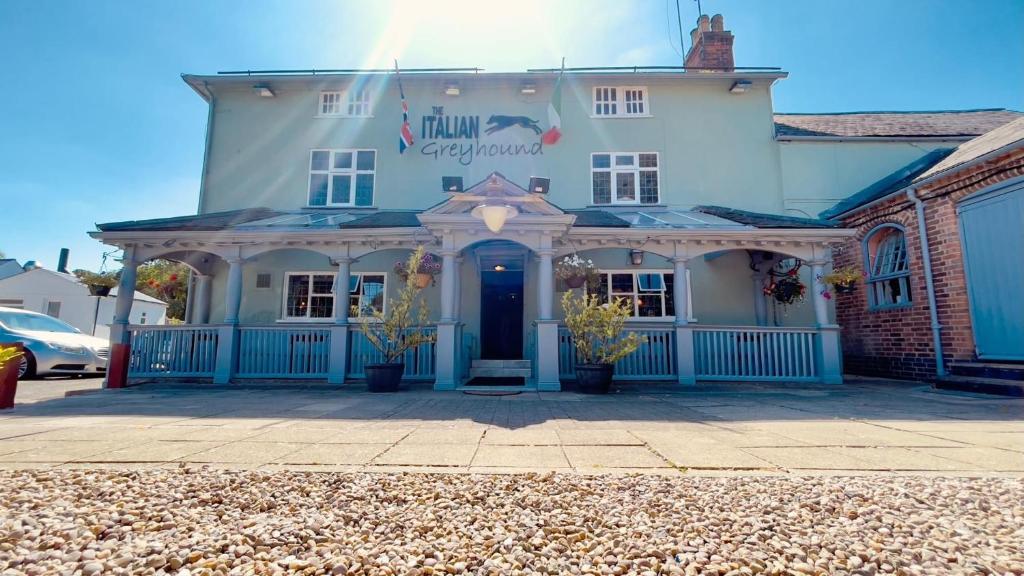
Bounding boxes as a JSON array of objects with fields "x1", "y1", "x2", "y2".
[
  {"x1": 596, "y1": 275, "x2": 609, "y2": 304},
  {"x1": 592, "y1": 172, "x2": 611, "y2": 204},
  {"x1": 354, "y1": 173, "x2": 374, "y2": 206},
  {"x1": 637, "y1": 273, "x2": 663, "y2": 291},
  {"x1": 592, "y1": 154, "x2": 610, "y2": 169},
  {"x1": 349, "y1": 275, "x2": 361, "y2": 293},
  {"x1": 331, "y1": 174, "x2": 351, "y2": 204},
  {"x1": 356, "y1": 150, "x2": 376, "y2": 171},
  {"x1": 287, "y1": 275, "x2": 310, "y2": 317},
  {"x1": 311, "y1": 151, "x2": 329, "y2": 171},
  {"x1": 614, "y1": 154, "x2": 635, "y2": 167},
  {"x1": 360, "y1": 275, "x2": 385, "y2": 316},
  {"x1": 639, "y1": 170, "x2": 659, "y2": 204},
  {"x1": 308, "y1": 174, "x2": 328, "y2": 206},
  {"x1": 333, "y1": 151, "x2": 353, "y2": 170},
  {"x1": 312, "y1": 275, "x2": 335, "y2": 295},
  {"x1": 615, "y1": 172, "x2": 636, "y2": 201},
  {"x1": 611, "y1": 273, "x2": 634, "y2": 293},
  {"x1": 637, "y1": 294, "x2": 663, "y2": 317},
  {"x1": 639, "y1": 153, "x2": 658, "y2": 168},
  {"x1": 309, "y1": 296, "x2": 333, "y2": 318},
  {"x1": 664, "y1": 273, "x2": 675, "y2": 317}
]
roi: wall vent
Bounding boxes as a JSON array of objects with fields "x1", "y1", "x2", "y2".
[{"x1": 255, "y1": 273, "x2": 272, "y2": 289}]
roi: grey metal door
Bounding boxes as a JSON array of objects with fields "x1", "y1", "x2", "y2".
[{"x1": 958, "y1": 180, "x2": 1024, "y2": 360}]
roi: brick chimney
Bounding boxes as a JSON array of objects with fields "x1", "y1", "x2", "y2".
[{"x1": 684, "y1": 13, "x2": 734, "y2": 71}]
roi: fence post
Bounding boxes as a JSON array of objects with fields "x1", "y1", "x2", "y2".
[
  {"x1": 327, "y1": 325, "x2": 349, "y2": 384},
  {"x1": 818, "y1": 326, "x2": 843, "y2": 384},
  {"x1": 213, "y1": 325, "x2": 237, "y2": 384},
  {"x1": 675, "y1": 325, "x2": 696, "y2": 385},
  {"x1": 535, "y1": 320, "x2": 561, "y2": 391}
]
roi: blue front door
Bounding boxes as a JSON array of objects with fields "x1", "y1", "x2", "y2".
[{"x1": 958, "y1": 181, "x2": 1024, "y2": 360}]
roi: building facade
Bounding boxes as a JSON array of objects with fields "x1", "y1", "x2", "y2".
[{"x1": 91, "y1": 15, "x2": 1019, "y2": 390}]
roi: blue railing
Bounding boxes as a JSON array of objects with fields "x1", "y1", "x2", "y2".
[
  {"x1": 558, "y1": 325, "x2": 676, "y2": 380},
  {"x1": 693, "y1": 326, "x2": 817, "y2": 381},
  {"x1": 236, "y1": 326, "x2": 331, "y2": 378},
  {"x1": 128, "y1": 325, "x2": 219, "y2": 378},
  {"x1": 347, "y1": 326, "x2": 437, "y2": 379}
]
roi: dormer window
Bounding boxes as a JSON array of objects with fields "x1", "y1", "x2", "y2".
[
  {"x1": 593, "y1": 86, "x2": 649, "y2": 117},
  {"x1": 319, "y1": 89, "x2": 372, "y2": 117}
]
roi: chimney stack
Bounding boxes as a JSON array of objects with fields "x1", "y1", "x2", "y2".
[
  {"x1": 57, "y1": 248, "x2": 70, "y2": 274},
  {"x1": 684, "y1": 13, "x2": 735, "y2": 72}
]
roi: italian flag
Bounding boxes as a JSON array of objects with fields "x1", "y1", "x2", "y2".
[{"x1": 541, "y1": 70, "x2": 563, "y2": 145}]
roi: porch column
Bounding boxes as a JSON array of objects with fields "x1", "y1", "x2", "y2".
[
  {"x1": 214, "y1": 257, "x2": 243, "y2": 384},
  {"x1": 811, "y1": 260, "x2": 842, "y2": 384},
  {"x1": 672, "y1": 257, "x2": 696, "y2": 385},
  {"x1": 751, "y1": 272, "x2": 768, "y2": 326},
  {"x1": 328, "y1": 257, "x2": 352, "y2": 384},
  {"x1": 183, "y1": 271, "x2": 195, "y2": 324},
  {"x1": 193, "y1": 274, "x2": 212, "y2": 324},
  {"x1": 435, "y1": 248, "x2": 459, "y2": 390},
  {"x1": 535, "y1": 247, "x2": 560, "y2": 391},
  {"x1": 105, "y1": 247, "x2": 139, "y2": 389}
]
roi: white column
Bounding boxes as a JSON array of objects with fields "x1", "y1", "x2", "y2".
[
  {"x1": 535, "y1": 246, "x2": 560, "y2": 390},
  {"x1": 328, "y1": 257, "x2": 352, "y2": 384},
  {"x1": 193, "y1": 274, "x2": 212, "y2": 324},
  {"x1": 435, "y1": 247, "x2": 459, "y2": 390},
  {"x1": 811, "y1": 259, "x2": 843, "y2": 384},
  {"x1": 672, "y1": 257, "x2": 696, "y2": 385},
  {"x1": 751, "y1": 273, "x2": 768, "y2": 326},
  {"x1": 183, "y1": 271, "x2": 196, "y2": 324},
  {"x1": 453, "y1": 256, "x2": 463, "y2": 321},
  {"x1": 223, "y1": 258, "x2": 243, "y2": 324},
  {"x1": 110, "y1": 248, "x2": 139, "y2": 346}
]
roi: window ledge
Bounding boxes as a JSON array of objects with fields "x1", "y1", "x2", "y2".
[{"x1": 304, "y1": 205, "x2": 378, "y2": 210}]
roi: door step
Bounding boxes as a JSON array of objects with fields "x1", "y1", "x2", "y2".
[
  {"x1": 469, "y1": 359, "x2": 532, "y2": 379},
  {"x1": 932, "y1": 375, "x2": 1024, "y2": 397},
  {"x1": 948, "y1": 361, "x2": 1024, "y2": 382}
]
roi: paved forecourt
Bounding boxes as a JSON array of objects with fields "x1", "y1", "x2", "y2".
[{"x1": 0, "y1": 379, "x2": 1021, "y2": 475}]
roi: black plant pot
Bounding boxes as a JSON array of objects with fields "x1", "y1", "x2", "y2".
[
  {"x1": 834, "y1": 282, "x2": 857, "y2": 295},
  {"x1": 365, "y1": 363, "x2": 404, "y2": 393},
  {"x1": 88, "y1": 285, "x2": 112, "y2": 297},
  {"x1": 575, "y1": 363, "x2": 614, "y2": 394}
]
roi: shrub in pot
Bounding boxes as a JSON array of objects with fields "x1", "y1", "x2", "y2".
[
  {"x1": 361, "y1": 247, "x2": 437, "y2": 392},
  {"x1": 561, "y1": 291, "x2": 640, "y2": 394}
]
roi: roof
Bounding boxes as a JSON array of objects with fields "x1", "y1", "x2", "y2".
[
  {"x1": 337, "y1": 211, "x2": 423, "y2": 229},
  {"x1": 916, "y1": 116, "x2": 1024, "y2": 182},
  {"x1": 563, "y1": 210, "x2": 631, "y2": 228},
  {"x1": 694, "y1": 206, "x2": 837, "y2": 229},
  {"x1": 774, "y1": 109, "x2": 1022, "y2": 139},
  {"x1": 97, "y1": 208, "x2": 285, "y2": 232},
  {"x1": 820, "y1": 148, "x2": 956, "y2": 219}
]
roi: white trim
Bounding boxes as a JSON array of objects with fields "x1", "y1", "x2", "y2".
[
  {"x1": 281, "y1": 270, "x2": 387, "y2": 321},
  {"x1": 317, "y1": 89, "x2": 374, "y2": 118},
  {"x1": 592, "y1": 86, "x2": 650, "y2": 118},
  {"x1": 590, "y1": 152, "x2": 660, "y2": 205},
  {"x1": 307, "y1": 149, "x2": 377, "y2": 207},
  {"x1": 593, "y1": 269, "x2": 696, "y2": 322}
]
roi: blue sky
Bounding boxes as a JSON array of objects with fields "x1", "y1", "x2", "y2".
[{"x1": 1, "y1": 0, "x2": 1021, "y2": 271}]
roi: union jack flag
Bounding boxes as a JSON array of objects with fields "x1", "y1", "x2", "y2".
[{"x1": 397, "y1": 66, "x2": 414, "y2": 154}]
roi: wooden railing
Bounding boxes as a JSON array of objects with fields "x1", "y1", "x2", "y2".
[
  {"x1": 558, "y1": 325, "x2": 676, "y2": 380},
  {"x1": 236, "y1": 326, "x2": 331, "y2": 378},
  {"x1": 128, "y1": 325, "x2": 219, "y2": 378},
  {"x1": 347, "y1": 326, "x2": 437, "y2": 379},
  {"x1": 693, "y1": 326, "x2": 817, "y2": 381}
]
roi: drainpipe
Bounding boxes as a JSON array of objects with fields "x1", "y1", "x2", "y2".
[{"x1": 906, "y1": 188, "x2": 946, "y2": 377}]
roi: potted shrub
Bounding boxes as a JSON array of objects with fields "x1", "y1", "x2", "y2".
[
  {"x1": 73, "y1": 269, "x2": 118, "y2": 297},
  {"x1": 361, "y1": 247, "x2": 437, "y2": 392},
  {"x1": 561, "y1": 291, "x2": 641, "y2": 394},
  {"x1": 555, "y1": 254, "x2": 597, "y2": 289},
  {"x1": 394, "y1": 251, "x2": 442, "y2": 288},
  {"x1": 0, "y1": 344, "x2": 23, "y2": 410},
  {"x1": 821, "y1": 266, "x2": 864, "y2": 295}
]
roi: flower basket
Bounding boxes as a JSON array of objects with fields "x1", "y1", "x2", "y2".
[
  {"x1": 88, "y1": 284, "x2": 112, "y2": 297},
  {"x1": 821, "y1": 267, "x2": 864, "y2": 296},
  {"x1": 555, "y1": 254, "x2": 597, "y2": 289},
  {"x1": 833, "y1": 282, "x2": 858, "y2": 295},
  {"x1": 394, "y1": 252, "x2": 442, "y2": 287},
  {"x1": 564, "y1": 275, "x2": 587, "y2": 289},
  {"x1": 413, "y1": 273, "x2": 432, "y2": 289},
  {"x1": 764, "y1": 276, "x2": 806, "y2": 306}
]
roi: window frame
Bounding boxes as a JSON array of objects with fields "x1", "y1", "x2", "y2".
[
  {"x1": 317, "y1": 89, "x2": 374, "y2": 118},
  {"x1": 862, "y1": 224, "x2": 912, "y2": 310},
  {"x1": 591, "y1": 269, "x2": 696, "y2": 322},
  {"x1": 590, "y1": 152, "x2": 660, "y2": 205},
  {"x1": 591, "y1": 86, "x2": 651, "y2": 118},
  {"x1": 307, "y1": 149, "x2": 377, "y2": 208},
  {"x1": 280, "y1": 271, "x2": 387, "y2": 322}
]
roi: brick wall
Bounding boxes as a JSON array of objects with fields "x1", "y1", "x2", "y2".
[{"x1": 834, "y1": 147, "x2": 1024, "y2": 380}]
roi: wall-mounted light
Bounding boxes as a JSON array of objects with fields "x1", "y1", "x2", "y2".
[
  {"x1": 729, "y1": 80, "x2": 751, "y2": 94},
  {"x1": 520, "y1": 82, "x2": 537, "y2": 95},
  {"x1": 253, "y1": 84, "x2": 275, "y2": 98},
  {"x1": 493, "y1": 264, "x2": 506, "y2": 272},
  {"x1": 471, "y1": 204, "x2": 518, "y2": 233},
  {"x1": 629, "y1": 249, "x2": 645, "y2": 266},
  {"x1": 444, "y1": 82, "x2": 461, "y2": 96}
]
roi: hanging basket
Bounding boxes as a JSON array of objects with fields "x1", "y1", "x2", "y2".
[
  {"x1": 88, "y1": 284, "x2": 112, "y2": 297},
  {"x1": 564, "y1": 275, "x2": 587, "y2": 289},
  {"x1": 413, "y1": 273, "x2": 432, "y2": 289},
  {"x1": 833, "y1": 282, "x2": 858, "y2": 295},
  {"x1": 765, "y1": 276, "x2": 806, "y2": 306}
]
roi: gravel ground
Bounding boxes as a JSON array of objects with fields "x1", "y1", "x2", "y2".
[{"x1": 0, "y1": 469, "x2": 1021, "y2": 576}]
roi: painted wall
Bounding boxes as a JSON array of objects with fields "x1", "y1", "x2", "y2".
[
  {"x1": 200, "y1": 74, "x2": 784, "y2": 215},
  {"x1": 0, "y1": 269, "x2": 167, "y2": 337},
  {"x1": 779, "y1": 141, "x2": 955, "y2": 218}
]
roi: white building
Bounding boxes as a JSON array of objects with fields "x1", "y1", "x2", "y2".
[{"x1": 0, "y1": 267, "x2": 168, "y2": 339}]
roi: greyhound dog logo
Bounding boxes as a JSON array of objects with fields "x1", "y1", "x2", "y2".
[{"x1": 485, "y1": 115, "x2": 543, "y2": 136}]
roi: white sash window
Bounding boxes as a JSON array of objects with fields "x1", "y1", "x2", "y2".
[{"x1": 593, "y1": 86, "x2": 649, "y2": 117}]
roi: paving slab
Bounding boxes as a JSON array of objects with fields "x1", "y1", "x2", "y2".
[
  {"x1": 912, "y1": 447, "x2": 1024, "y2": 471},
  {"x1": 825, "y1": 447, "x2": 982, "y2": 471},
  {"x1": 556, "y1": 429, "x2": 643, "y2": 446},
  {"x1": 743, "y1": 447, "x2": 877, "y2": 470},
  {"x1": 183, "y1": 442, "x2": 305, "y2": 464},
  {"x1": 88, "y1": 441, "x2": 223, "y2": 463},
  {"x1": 372, "y1": 443, "x2": 478, "y2": 467},
  {"x1": 563, "y1": 446, "x2": 669, "y2": 469},
  {"x1": 471, "y1": 445, "x2": 569, "y2": 468},
  {"x1": 914, "y1": 431, "x2": 1024, "y2": 452},
  {"x1": 277, "y1": 444, "x2": 391, "y2": 465},
  {"x1": 481, "y1": 428, "x2": 560, "y2": 445},
  {"x1": 0, "y1": 440, "x2": 131, "y2": 463},
  {"x1": 400, "y1": 429, "x2": 485, "y2": 445}
]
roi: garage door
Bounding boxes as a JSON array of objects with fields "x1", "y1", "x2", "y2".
[{"x1": 958, "y1": 180, "x2": 1024, "y2": 360}]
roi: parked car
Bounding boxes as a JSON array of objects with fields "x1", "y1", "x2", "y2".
[{"x1": 0, "y1": 306, "x2": 108, "y2": 379}]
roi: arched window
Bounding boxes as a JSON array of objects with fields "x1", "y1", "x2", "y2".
[{"x1": 864, "y1": 224, "x2": 911, "y2": 309}]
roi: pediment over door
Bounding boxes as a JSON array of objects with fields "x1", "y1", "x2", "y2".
[{"x1": 420, "y1": 172, "x2": 566, "y2": 217}]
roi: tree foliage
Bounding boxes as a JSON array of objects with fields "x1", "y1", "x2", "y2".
[
  {"x1": 73, "y1": 259, "x2": 190, "y2": 321},
  {"x1": 360, "y1": 246, "x2": 437, "y2": 363}
]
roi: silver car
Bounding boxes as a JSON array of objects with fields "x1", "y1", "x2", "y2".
[{"x1": 0, "y1": 306, "x2": 108, "y2": 379}]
